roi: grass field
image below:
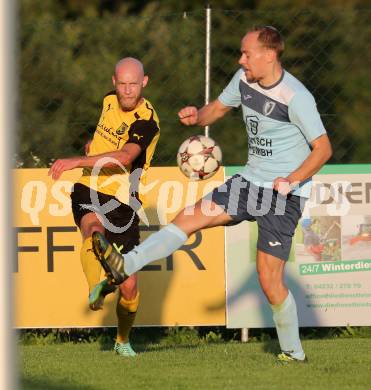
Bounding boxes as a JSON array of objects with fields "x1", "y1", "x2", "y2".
[{"x1": 20, "y1": 337, "x2": 371, "y2": 390}]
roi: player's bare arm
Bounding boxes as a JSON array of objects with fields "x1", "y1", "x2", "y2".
[
  {"x1": 48, "y1": 142, "x2": 142, "y2": 180},
  {"x1": 273, "y1": 134, "x2": 332, "y2": 194},
  {"x1": 178, "y1": 99, "x2": 231, "y2": 127}
]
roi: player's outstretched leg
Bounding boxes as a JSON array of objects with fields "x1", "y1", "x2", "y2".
[
  {"x1": 92, "y1": 232, "x2": 128, "y2": 285},
  {"x1": 92, "y1": 200, "x2": 231, "y2": 285},
  {"x1": 92, "y1": 223, "x2": 188, "y2": 284}
]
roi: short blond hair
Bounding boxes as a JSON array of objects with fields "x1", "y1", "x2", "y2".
[{"x1": 250, "y1": 25, "x2": 285, "y2": 59}]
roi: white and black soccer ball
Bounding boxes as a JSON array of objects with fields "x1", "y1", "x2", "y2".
[{"x1": 176, "y1": 135, "x2": 222, "y2": 180}]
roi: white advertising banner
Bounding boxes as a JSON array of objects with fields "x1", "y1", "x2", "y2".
[{"x1": 225, "y1": 165, "x2": 371, "y2": 328}]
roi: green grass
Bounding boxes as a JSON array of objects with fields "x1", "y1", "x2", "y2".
[{"x1": 20, "y1": 338, "x2": 371, "y2": 390}]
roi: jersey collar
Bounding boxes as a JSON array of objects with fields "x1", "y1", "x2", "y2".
[{"x1": 258, "y1": 70, "x2": 285, "y2": 90}]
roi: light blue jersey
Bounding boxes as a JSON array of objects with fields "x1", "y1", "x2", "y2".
[{"x1": 218, "y1": 69, "x2": 326, "y2": 198}]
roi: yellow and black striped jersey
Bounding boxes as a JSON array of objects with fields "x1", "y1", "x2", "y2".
[{"x1": 77, "y1": 91, "x2": 160, "y2": 205}]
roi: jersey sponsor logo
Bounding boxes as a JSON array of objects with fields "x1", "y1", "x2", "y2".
[
  {"x1": 116, "y1": 122, "x2": 128, "y2": 135},
  {"x1": 245, "y1": 115, "x2": 259, "y2": 135},
  {"x1": 243, "y1": 94, "x2": 252, "y2": 100},
  {"x1": 263, "y1": 100, "x2": 276, "y2": 116},
  {"x1": 268, "y1": 241, "x2": 282, "y2": 247}
]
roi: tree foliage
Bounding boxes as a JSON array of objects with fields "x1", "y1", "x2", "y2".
[{"x1": 19, "y1": 0, "x2": 371, "y2": 167}]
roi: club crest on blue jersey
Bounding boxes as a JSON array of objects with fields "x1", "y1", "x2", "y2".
[{"x1": 263, "y1": 100, "x2": 276, "y2": 116}]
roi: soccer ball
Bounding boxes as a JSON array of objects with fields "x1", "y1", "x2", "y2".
[{"x1": 177, "y1": 135, "x2": 222, "y2": 180}]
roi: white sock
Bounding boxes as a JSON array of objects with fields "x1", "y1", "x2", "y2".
[
  {"x1": 271, "y1": 290, "x2": 305, "y2": 360},
  {"x1": 124, "y1": 223, "x2": 188, "y2": 275}
]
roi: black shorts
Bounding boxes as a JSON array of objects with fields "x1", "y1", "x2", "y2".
[
  {"x1": 207, "y1": 174, "x2": 305, "y2": 261},
  {"x1": 71, "y1": 183, "x2": 140, "y2": 254}
]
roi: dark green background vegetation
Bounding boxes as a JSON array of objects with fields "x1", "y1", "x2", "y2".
[{"x1": 19, "y1": 0, "x2": 371, "y2": 167}]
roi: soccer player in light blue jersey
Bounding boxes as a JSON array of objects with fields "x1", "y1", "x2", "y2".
[{"x1": 92, "y1": 26, "x2": 332, "y2": 362}]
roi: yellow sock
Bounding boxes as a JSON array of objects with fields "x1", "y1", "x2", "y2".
[
  {"x1": 80, "y1": 237, "x2": 102, "y2": 293},
  {"x1": 116, "y1": 292, "x2": 140, "y2": 344}
]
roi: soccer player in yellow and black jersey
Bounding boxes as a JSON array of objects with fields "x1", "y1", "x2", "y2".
[{"x1": 48, "y1": 57, "x2": 160, "y2": 357}]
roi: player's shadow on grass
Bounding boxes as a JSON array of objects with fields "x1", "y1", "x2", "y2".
[
  {"x1": 92, "y1": 328, "x2": 201, "y2": 353},
  {"x1": 137, "y1": 343, "x2": 201, "y2": 353},
  {"x1": 21, "y1": 376, "x2": 95, "y2": 390}
]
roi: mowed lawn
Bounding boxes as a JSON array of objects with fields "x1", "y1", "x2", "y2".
[{"x1": 20, "y1": 338, "x2": 371, "y2": 390}]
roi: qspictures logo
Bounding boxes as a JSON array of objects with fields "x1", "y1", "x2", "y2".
[{"x1": 19, "y1": 163, "x2": 371, "y2": 233}]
